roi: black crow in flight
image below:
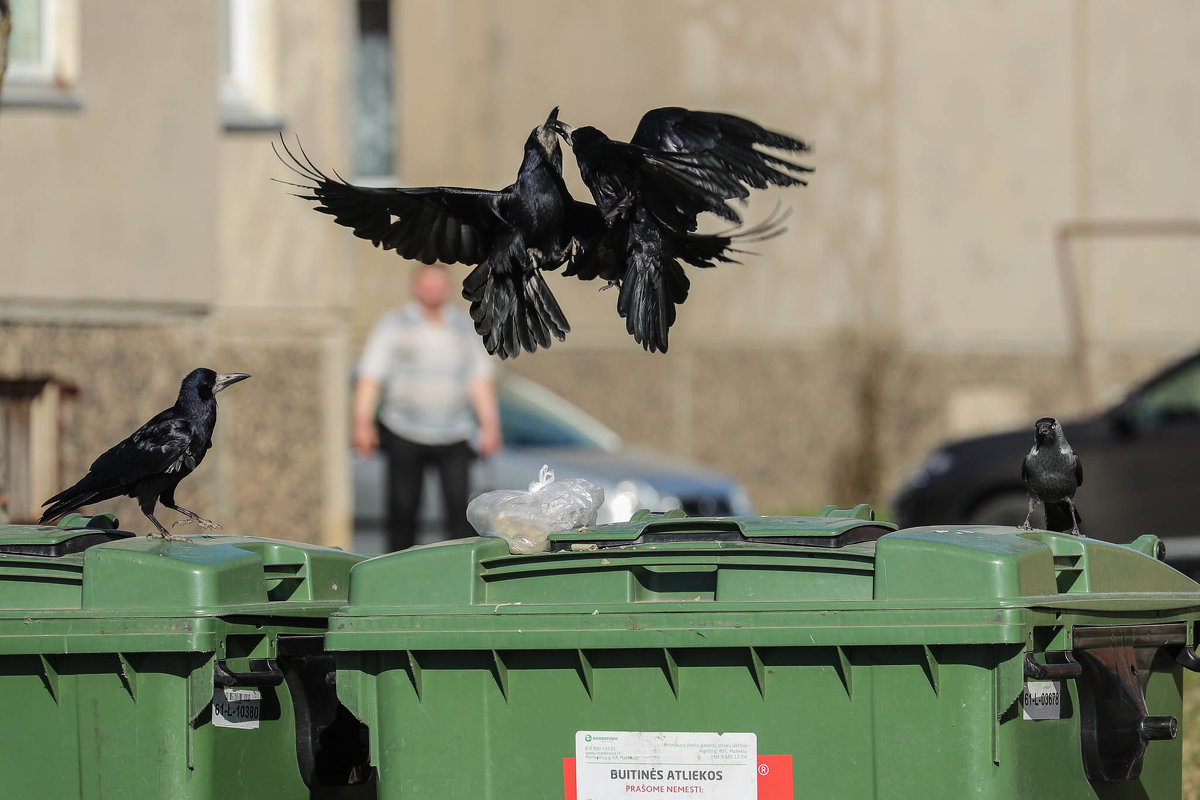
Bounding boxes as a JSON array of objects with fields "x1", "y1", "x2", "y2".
[
  {"x1": 40, "y1": 369, "x2": 250, "y2": 540},
  {"x1": 552, "y1": 107, "x2": 808, "y2": 352},
  {"x1": 275, "y1": 108, "x2": 604, "y2": 360},
  {"x1": 1020, "y1": 416, "x2": 1084, "y2": 536}
]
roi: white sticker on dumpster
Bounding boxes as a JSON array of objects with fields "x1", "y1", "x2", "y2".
[
  {"x1": 212, "y1": 687, "x2": 262, "y2": 729},
  {"x1": 1021, "y1": 681, "x2": 1063, "y2": 720},
  {"x1": 575, "y1": 731, "x2": 756, "y2": 799}
]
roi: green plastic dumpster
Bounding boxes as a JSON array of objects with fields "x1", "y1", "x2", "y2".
[
  {"x1": 0, "y1": 515, "x2": 375, "y2": 799},
  {"x1": 327, "y1": 508, "x2": 1200, "y2": 799}
]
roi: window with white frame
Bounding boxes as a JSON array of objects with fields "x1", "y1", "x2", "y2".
[
  {"x1": 7, "y1": 0, "x2": 56, "y2": 84},
  {"x1": 220, "y1": 0, "x2": 256, "y2": 109},
  {"x1": 3, "y1": 0, "x2": 80, "y2": 104},
  {"x1": 219, "y1": 0, "x2": 281, "y2": 130}
]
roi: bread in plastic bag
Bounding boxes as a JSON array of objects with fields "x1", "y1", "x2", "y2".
[{"x1": 466, "y1": 465, "x2": 604, "y2": 554}]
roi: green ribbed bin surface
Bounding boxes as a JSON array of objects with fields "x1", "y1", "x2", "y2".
[
  {"x1": 328, "y1": 512, "x2": 1200, "y2": 799},
  {"x1": 0, "y1": 519, "x2": 371, "y2": 800}
]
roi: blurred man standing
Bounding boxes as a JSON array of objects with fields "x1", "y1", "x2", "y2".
[{"x1": 353, "y1": 263, "x2": 501, "y2": 551}]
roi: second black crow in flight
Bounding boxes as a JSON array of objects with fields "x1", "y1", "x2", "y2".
[
  {"x1": 275, "y1": 108, "x2": 597, "y2": 360},
  {"x1": 40, "y1": 368, "x2": 250, "y2": 540},
  {"x1": 552, "y1": 107, "x2": 808, "y2": 352},
  {"x1": 1020, "y1": 416, "x2": 1083, "y2": 536}
]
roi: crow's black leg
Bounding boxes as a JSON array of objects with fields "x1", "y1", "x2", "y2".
[
  {"x1": 144, "y1": 511, "x2": 184, "y2": 541},
  {"x1": 1019, "y1": 495, "x2": 1036, "y2": 530},
  {"x1": 164, "y1": 502, "x2": 221, "y2": 530},
  {"x1": 1066, "y1": 497, "x2": 1081, "y2": 536},
  {"x1": 604, "y1": 194, "x2": 633, "y2": 222}
]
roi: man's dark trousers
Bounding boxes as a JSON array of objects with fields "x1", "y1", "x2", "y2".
[{"x1": 378, "y1": 425, "x2": 474, "y2": 552}]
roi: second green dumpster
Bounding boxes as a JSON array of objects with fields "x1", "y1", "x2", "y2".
[{"x1": 328, "y1": 508, "x2": 1200, "y2": 799}]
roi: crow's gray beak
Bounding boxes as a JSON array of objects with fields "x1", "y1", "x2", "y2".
[
  {"x1": 548, "y1": 115, "x2": 573, "y2": 144},
  {"x1": 213, "y1": 373, "x2": 251, "y2": 393}
]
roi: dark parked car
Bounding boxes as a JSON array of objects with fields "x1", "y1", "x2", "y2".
[{"x1": 892, "y1": 347, "x2": 1200, "y2": 569}]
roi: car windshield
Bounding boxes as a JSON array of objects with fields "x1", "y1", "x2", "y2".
[
  {"x1": 497, "y1": 380, "x2": 618, "y2": 449},
  {"x1": 1133, "y1": 358, "x2": 1200, "y2": 425}
]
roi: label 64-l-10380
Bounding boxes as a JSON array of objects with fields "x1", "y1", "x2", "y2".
[{"x1": 212, "y1": 687, "x2": 263, "y2": 730}]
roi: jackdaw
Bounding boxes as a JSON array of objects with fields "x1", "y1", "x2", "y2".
[{"x1": 1020, "y1": 416, "x2": 1083, "y2": 536}]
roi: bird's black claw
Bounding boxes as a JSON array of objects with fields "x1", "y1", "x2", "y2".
[{"x1": 174, "y1": 515, "x2": 220, "y2": 530}]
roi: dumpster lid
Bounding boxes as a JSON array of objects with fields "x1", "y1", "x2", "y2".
[
  {"x1": 0, "y1": 522, "x2": 364, "y2": 615},
  {"x1": 0, "y1": 513, "x2": 134, "y2": 556},
  {"x1": 333, "y1": 516, "x2": 1200, "y2": 617},
  {"x1": 548, "y1": 509, "x2": 894, "y2": 551}
]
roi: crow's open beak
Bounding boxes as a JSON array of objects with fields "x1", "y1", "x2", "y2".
[
  {"x1": 213, "y1": 373, "x2": 251, "y2": 393},
  {"x1": 546, "y1": 109, "x2": 573, "y2": 144},
  {"x1": 551, "y1": 120, "x2": 573, "y2": 144}
]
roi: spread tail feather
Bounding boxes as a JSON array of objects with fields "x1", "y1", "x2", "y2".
[
  {"x1": 463, "y1": 260, "x2": 569, "y2": 359},
  {"x1": 617, "y1": 249, "x2": 690, "y2": 354}
]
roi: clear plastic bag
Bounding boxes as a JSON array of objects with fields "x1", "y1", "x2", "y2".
[{"x1": 466, "y1": 465, "x2": 605, "y2": 554}]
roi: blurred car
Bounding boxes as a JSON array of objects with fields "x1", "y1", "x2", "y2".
[
  {"x1": 891, "y1": 346, "x2": 1200, "y2": 570},
  {"x1": 353, "y1": 373, "x2": 754, "y2": 552}
]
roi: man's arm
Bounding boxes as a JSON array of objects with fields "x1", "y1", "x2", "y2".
[
  {"x1": 353, "y1": 376, "x2": 382, "y2": 458},
  {"x1": 468, "y1": 375, "x2": 501, "y2": 457}
]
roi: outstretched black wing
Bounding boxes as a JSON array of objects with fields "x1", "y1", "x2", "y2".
[
  {"x1": 274, "y1": 137, "x2": 504, "y2": 266},
  {"x1": 566, "y1": 126, "x2": 744, "y2": 234},
  {"x1": 631, "y1": 107, "x2": 813, "y2": 191}
]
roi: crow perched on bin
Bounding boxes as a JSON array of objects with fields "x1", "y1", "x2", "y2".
[
  {"x1": 276, "y1": 106, "x2": 810, "y2": 357},
  {"x1": 39, "y1": 368, "x2": 250, "y2": 540},
  {"x1": 1020, "y1": 417, "x2": 1083, "y2": 535}
]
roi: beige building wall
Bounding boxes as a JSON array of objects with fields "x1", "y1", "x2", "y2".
[
  {"x1": 0, "y1": 1, "x2": 356, "y2": 545},
  {"x1": 895, "y1": 2, "x2": 1200, "y2": 357},
  {"x1": 2, "y1": 1, "x2": 219, "y2": 307},
  {"x1": 5, "y1": 1, "x2": 1200, "y2": 530},
  {"x1": 348, "y1": 0, "x2": 1200, "y2": 514}
]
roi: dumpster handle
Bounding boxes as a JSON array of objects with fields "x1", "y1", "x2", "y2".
[
  {"x1": 548, "y1": 523, "x2": 895, "y2": 551},
  {"x1": 1024, "y1": 651, "x2": 1082, "y2": 680},
  {"x1": 1174, "y1": 645, "x2": 1200, "y2": 673},
  {"x1": 214, "y1": 658, "x2": 285, "y2": 687}
]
